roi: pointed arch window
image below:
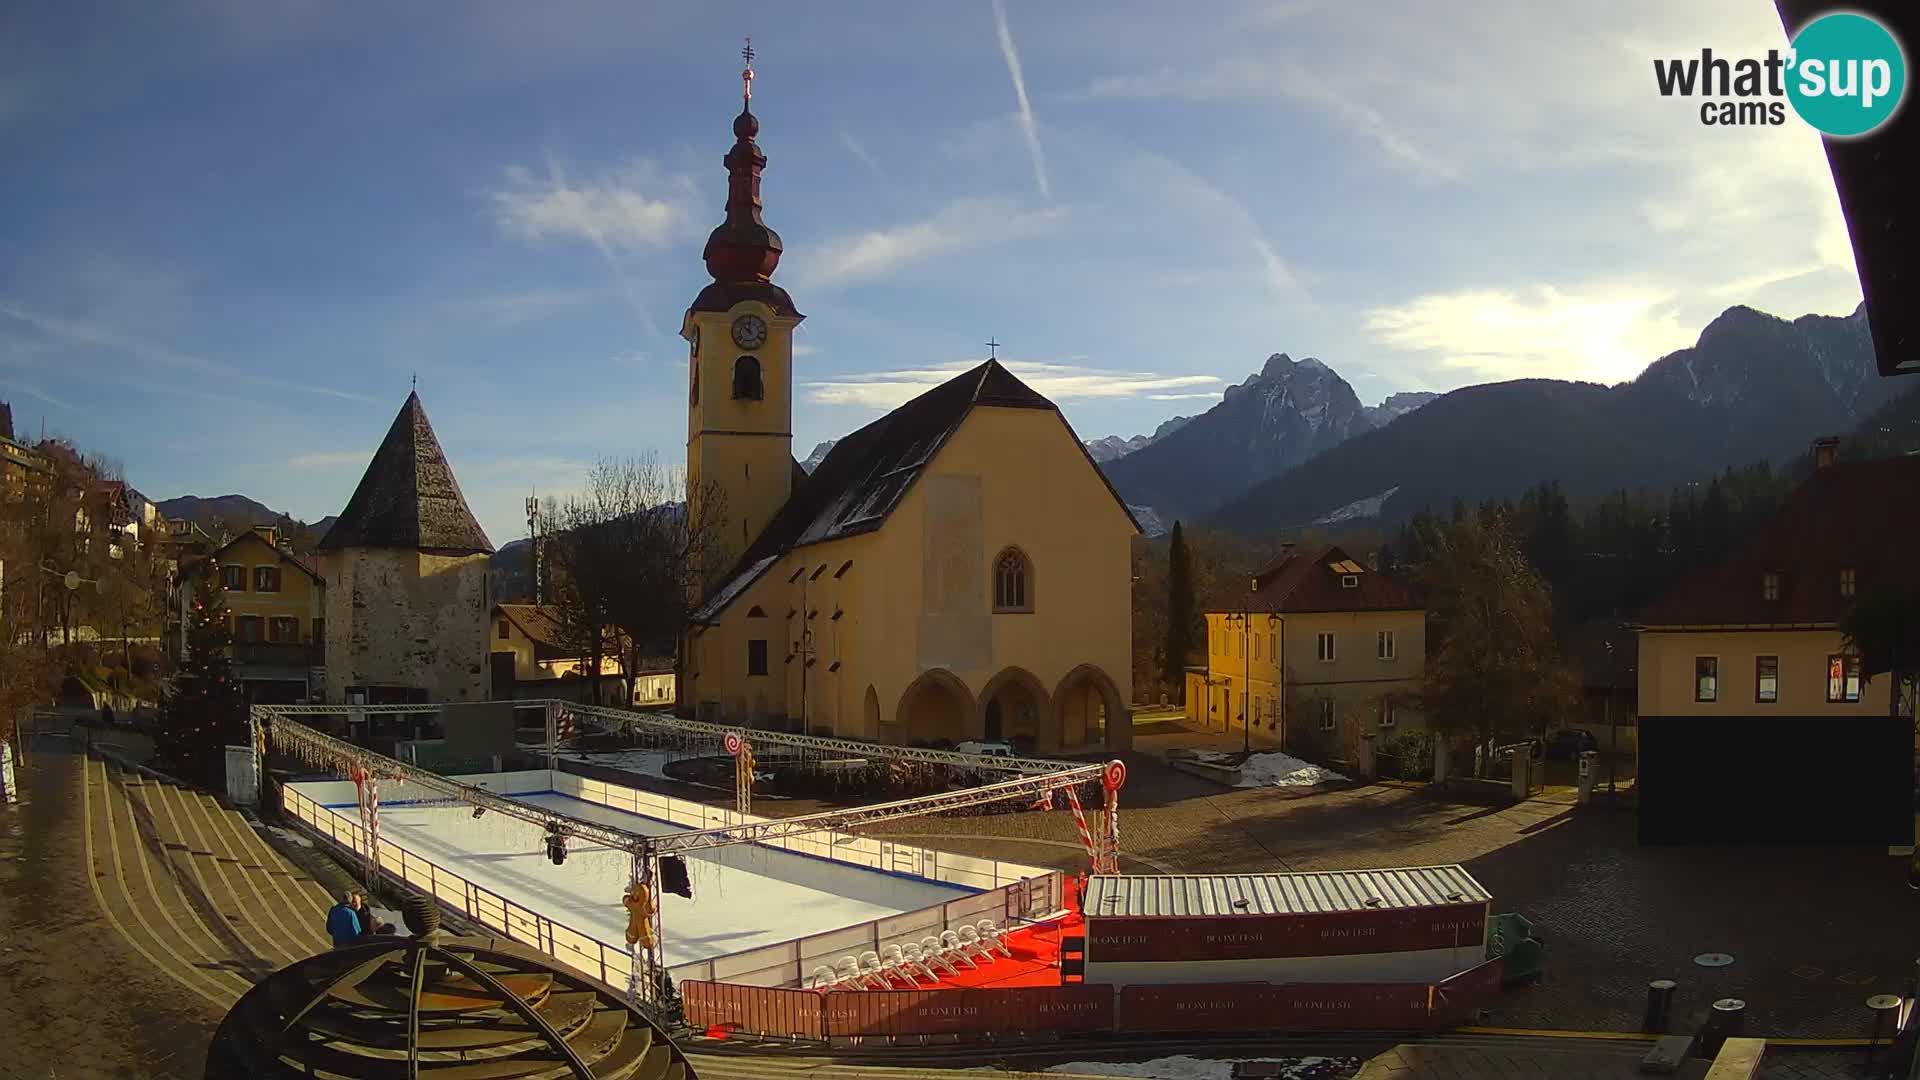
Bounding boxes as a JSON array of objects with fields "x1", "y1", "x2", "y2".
[
  {"x1": 993, "y1": 547, "x2": 1033, "y2": 613},
  {"x1": 732, "y1": 356, "x2": 763, "y2": 400}
]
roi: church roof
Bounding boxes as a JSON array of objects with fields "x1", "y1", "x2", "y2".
[
  {"x1": 694, "y1": 359, "x2": 1139, "y2": 621},
  {"x1": 318, "y1": 392, "x2": 494, "y2": 555}
]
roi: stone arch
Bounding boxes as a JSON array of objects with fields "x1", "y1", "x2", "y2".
[
  {"x1": 862, "y1": 685, "x2": 881, "y2": 740},
  {"x1": 977, "y1": 666, "x2": 1051, "y2": 750},
  {"x1": 894, "y1": 668, "x2": 975, "y2": 746},
  {"x1": 1053, "y1": 664, "x2": 1130, "y2": 752},
  {"x1": 732, "y1": 356, "x2": 763, "y2": 400}
]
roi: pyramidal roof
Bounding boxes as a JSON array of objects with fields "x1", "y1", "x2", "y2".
[{"x1": 317, "y1": 392, "x2": 494, "y2": 555}]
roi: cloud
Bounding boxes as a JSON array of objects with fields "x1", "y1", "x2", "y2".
[
  {"x1": 792, "y1": 343, "x2": 820, "y2": 357},
  {"x1": 492, "y1": 159, "x2": 696, "y2": 250},
  {"x1": 804, "y1": 359, "x2": 1220, "y2": 410},
  {"x1": 285, "y1": 450, "x2": 372, "y2": 469},
  {"x1": 991, "y1": 0, "x2": 1051, "y2": 200},
  {"x1": 1071, "y1": 59, "x2": 1457, "y2": 182},
  {"x1": 0, "y1": 301, "x2": 375, "y2": 403},
  {"x1": 787, "y1": 197, "x2": 1066, "y2": 291},
  {"x1": 1364, "y1": 286, "x2": 1694, "y2": 385},
  {"x1": 468, "y1": 286, "x2": 607, "y2": 326},
  {"x1": 836, "y1": 128, "x2": 886, "y2": 182}
]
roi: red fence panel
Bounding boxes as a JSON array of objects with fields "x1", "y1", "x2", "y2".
[
  {"x1": 683, "y1": 981, "x2": 824, "y2": 1040},
  {"x1": 1118, "y1": 981, "x2": 1434, "y2": 1033},
  {"x1": 1429, "y1": 958, "x2": 1503, "y2": 1028},
  {"x1": 822, "y1": 986, "x2": 1115, "y2": 1037}
]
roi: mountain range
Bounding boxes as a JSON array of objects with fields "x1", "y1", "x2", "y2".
[
  {"x1": 1204, "y1": 303, "x2": 1887, "y2": 533},
  {"x1": 155, "y1": 494, "x2": 335, "y2": 545}
]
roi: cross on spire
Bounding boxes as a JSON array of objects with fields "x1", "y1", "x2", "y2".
[
  {"x1": 741, "y1": 36, "x2": 755, "y2": 104},
  {"x1": 986, "y1": 338, "x2": 1001, "y2": 360}
]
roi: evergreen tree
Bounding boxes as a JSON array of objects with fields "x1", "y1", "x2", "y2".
[
  {"x1": 1162, "y1": 522, "x2": 1195, "y2": 698},
  {"x1": 156, "y1": 568, "x2": 246, "y2": 788}
]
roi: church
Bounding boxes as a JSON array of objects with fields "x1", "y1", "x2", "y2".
[{"x1": 681, "y1": 55, "x2": 1137, "y2": 753}]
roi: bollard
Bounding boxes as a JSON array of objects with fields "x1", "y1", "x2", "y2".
[
  {"x1": 1644, "y1": 979, "x2": 1678, "y2": 1034},
  {"x1": 1700, "y1": 998, "x2": 1745, "y2": 1057},
  {"x1": 1866, "y1": 994, "x2": 1902, "y2": 1063}
]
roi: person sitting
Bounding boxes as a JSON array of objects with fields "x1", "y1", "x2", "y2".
[
  {"x1": 326, "y1": 892, "x2": 362, "y2": 948},
  {"x1": 353, "y1": 893, "x2": 395, "y2": 937}
]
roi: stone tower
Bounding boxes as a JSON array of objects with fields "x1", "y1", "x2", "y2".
[
  {"x1": 682, "y1": 45, "x2": 806, "y2": 579},
  {"x1": 317, "y1": 392, "x2": 494, "y2": 704}
]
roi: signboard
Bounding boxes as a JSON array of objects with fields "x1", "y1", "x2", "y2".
[
  {"x1": 1117, "y1": 981, "x2": 1433, "y2": 1033},
  {"x1": 1086, "y1": 902, "x2": 1487, "y2": 963},
  {"x1": 823, "y1": 986, "x2": 1115, "y2": 1037}
]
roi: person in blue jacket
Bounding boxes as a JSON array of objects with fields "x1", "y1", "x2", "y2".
[{"x1": 327, "y1": 891, "x2": 363, "y2": 948}]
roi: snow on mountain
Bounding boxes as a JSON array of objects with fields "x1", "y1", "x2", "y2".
[{"x1": 800, "y1": 440, "x2": 838, "y2": 473}]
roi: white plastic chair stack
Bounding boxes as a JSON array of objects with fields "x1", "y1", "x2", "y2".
[
  {"x1": 809, "y1": 965, "x2": 837, "y2": 989},
  {"x1": 939, "y1": 930, "x2": 978, "y2": 969},
  {"x1": 880, "y1": 944, "x2": 920, "y2": 986},
  {"x1": 956, "y1": 925, "x2": 996, "y2": 964},
  {"x1": 858, "y1": 950, "x2": 888, "y2": 988},
  {"x1": 838, "y1": 953, "x2": 876, "y2": 989},
  {"x1": 976, "y1": 919, "x2": 1014, "y2": 958},
  {"x1": 898, "y1": 942, "x2": 941, "y2": 984},
  {"x1": 919, "y1": 935, "x2": 961, "y2": 975}
]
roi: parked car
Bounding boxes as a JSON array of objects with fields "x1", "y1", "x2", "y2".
[
  {"x1": 1543, "y1": 728, "x2": 1599, "y2": 760},
  {"x1": 955, "y1": 740, "x2": 1015, "y2": 759}
]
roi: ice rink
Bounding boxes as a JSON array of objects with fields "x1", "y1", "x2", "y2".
[{"x1": 341, "y1": 792, "x2": 976, "y2": 968}]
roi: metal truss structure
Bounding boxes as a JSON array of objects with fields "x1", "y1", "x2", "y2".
[{"x1": 253, "y1": 703, "x2": 1114, "y2": 858}]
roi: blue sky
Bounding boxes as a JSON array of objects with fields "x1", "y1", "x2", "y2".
[{"x1": 0, "y1": 0, "x2": 1865, "y2": 544}]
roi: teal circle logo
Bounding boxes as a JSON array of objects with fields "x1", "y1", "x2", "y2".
[{"x1": 1786, "y1": 12, "x2": 1907, "y2": 137}]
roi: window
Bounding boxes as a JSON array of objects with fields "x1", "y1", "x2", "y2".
[
  {"x1": 689, "y1": 356, "x2": 699, "y2": 406},
  {"x1": 1318, "y1": 698, "x2": 1336, "y2": 731},
  {"x1": 221, "y1": 564, "x2": 246, "y2": 591},
  {"x1": 1340, "y1": 574, "x2": 1359, "y2": 589},
  {"x1": 268, "y1": 617, "x2": 299, "y2": 643},
  {"x1": 1253, "y1": 697, "x2": 1261, "y2": 726},
  {"x1": 1377, "y1": 630, "x2": 1396, "y2": 660},
  {"x1": 1380, "y1": 700, "x2": 1397, "y2": 728},
  {"x1": 1267, "y1": 695, "x2": 1277, "y2": 728},
  {"x1": 747, "y1": 639, "x2": 768, "y2": 676},
  {"x1": 993, "y1": 548, "x2": 1031, "y2": 612},
  {"x1": 1755, "y1": 655, "x2": 1778, "y2": 703},
  {"x1": 236, "y1": 615, "x2": 262, "y2": 643},
  {"x1": 1253, "y1": 635, "x2": 1261, "y2": 661},
  {"x1": 254, "y1": 565, "x2": 281, "y2": 592},
  {"x1": 1268, "y1": 631, "x2": 1276, "y2": 659},
  {"x1": 1316, "y1": 631, "x2": 1336, "y2": 663},
  {"x1": 497, "y1": 619, "x2": 510, "y2": 640},
  {"x1": 1839, "y1": 567, "x2": 1857, "y2": 597},
  {"x1": 732, "y1": 356, "x2": 763, "y2": 400},
  {"x1": 1694, "y1": 657, "x2": 1717, "y2": 702},
  {"x1": 1761, "y1": 572, "x2": 1780, "y2": 601},
  {"x1": 1826, "y1": 654, "x2": 1862, "y2": 703}
]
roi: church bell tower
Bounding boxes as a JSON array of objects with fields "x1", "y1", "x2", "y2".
[{"x1": 683, "y1": 39, "x2": 805, "y2": 576}]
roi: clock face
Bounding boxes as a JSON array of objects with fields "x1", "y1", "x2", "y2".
[{"x1": 731, "y1": 314, "x2": 768, "y2": 350}]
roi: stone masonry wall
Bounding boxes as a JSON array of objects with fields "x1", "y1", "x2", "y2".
[{"x1": 323, "y1": 548, "x2": 489, "y2": 703}]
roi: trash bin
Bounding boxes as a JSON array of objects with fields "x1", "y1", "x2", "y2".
[{"x1": 1486, "y1": 912, "x2": 1544, "y2": 983}]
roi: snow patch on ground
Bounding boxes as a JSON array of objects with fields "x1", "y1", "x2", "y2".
[
  {"x1": 265, "y1": 825, "x2": 315, "y2": 848},
  {"x1": 1193, "y1": 750, "x2": 1349, "y2": 788},
  {"x1": 1310, "y1": 485, "x2": 1399, "y2": 525},
  {"x1": 1040, "y1": 1055, "x2": 1359, "y2": 1079}
]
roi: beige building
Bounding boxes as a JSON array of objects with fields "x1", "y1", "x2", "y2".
[
  {"x1": 179, "y1": 526, "x2": 326, "y2": 703},
  {"x1": 680, "y1": 79, "x2": 1137, "y2": 752},
  {"x1": 1633, "y1": 442, "x2": 1917, "y2": 844},
  {"x1": 1189, "y1": 545, "x2": 1426, "y2": 757},
  {"x1": 317, "y1": 392, "x2": 494, "y2": 706},
  {"x1": 489, "y1": 603, "x2": 676, "y2": 706}
]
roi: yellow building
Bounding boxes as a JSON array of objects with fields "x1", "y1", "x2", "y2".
[
  {"x1": 680, "y1": 73, "x2": 1137, "y2": 752},
  {"x1": 1190, "y1": 545, "x2": 1426, "y2": 757},
  {"x1": 1633, "y1": 443, "x2": 1917, "y2": 845},
  {"x1": 489, "y1": 603, "x2": 676, "y2": 706},
  {"x1": 182, "y1": 526, "x2": 326, "y2": 703}
]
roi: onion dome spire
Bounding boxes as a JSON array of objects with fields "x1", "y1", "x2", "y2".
[{"x1": 704, "y1": 37, "x2": 784, "y2": 284}]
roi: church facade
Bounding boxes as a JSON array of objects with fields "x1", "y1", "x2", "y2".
[{"x1": 681, "y1": 64, "x2": 1136, "y2": 753}]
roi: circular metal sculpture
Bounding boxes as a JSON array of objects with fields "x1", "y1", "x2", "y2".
[{"x1": 206, "y1": 898, "x2": 695, "y2": 1079}]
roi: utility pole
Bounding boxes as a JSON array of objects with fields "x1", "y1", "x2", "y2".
[{"x1": 524, "y1": 494, "x2": 541, "y2": 604}]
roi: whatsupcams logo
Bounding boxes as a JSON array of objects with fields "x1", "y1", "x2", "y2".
[{"x1": 1653, "y1": 11, "x2": 1907, "y2": 136}]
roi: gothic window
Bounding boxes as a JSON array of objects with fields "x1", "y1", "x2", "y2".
[
  {"x1": 993, "y1": 547, "x2": 1032, "y2": 613},
  {"x1": 732, "y1": 356, "x2": 763, "y2": 400}
]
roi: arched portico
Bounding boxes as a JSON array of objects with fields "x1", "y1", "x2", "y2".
[
  {"x1": 1053, "y1": 664, "x2": 1131, "y2": 751},
  {"x1": 977, "y1": 666, "x2": 1052, "y2": 750},
  {"x1": 895, "y1": 668, "x2": 975, "y2": 746}
]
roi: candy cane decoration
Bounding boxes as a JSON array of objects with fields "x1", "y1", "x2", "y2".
[
  {"x1": 1100, "y1": 759, "x2": 1126, "y2": 875},
  {"x1": 1062, "y1": 784, "x2": 1102, "y2": 872},
  {"x1": 365, "y1": 773, "x2": 382, "y2": 888}
]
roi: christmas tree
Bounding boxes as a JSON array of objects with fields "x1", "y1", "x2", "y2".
[{"x1": 155, "y1": 566, "x2": 245, "y2": 788}]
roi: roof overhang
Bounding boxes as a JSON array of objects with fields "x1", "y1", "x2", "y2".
[
  {"x1": 1632, "y1": 622, "x2": 1841, "y2": 632},
  {"x1": 1775, "y1": 0, "x2": 1919, "y2": 377}
]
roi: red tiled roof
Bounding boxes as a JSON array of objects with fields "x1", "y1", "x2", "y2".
[
  {"x1": 1215, "y1": 544, "x2": 1422, "y2": 614},
  {"x1": 1637, "y1": 455, "x2": 1920, "y2": 626}
]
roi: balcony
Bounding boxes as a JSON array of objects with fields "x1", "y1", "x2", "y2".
[{"x1": 231, "y1": 641, "x2": 323, "y2": 669}]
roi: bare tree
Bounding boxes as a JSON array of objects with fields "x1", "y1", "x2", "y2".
[{"x1": 544, "y1": 458, "x2": 726, "y2": 707}]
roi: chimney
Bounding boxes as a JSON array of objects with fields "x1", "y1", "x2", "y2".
[{"x1": 1812, "y1": 436, "x2": 1839, "y2": 469}]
